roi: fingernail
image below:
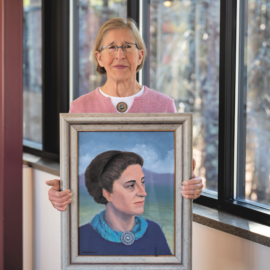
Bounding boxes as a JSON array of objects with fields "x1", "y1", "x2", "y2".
[
  {"x1": 69, "y1": 193, "x2": 72, "y2": 197},
  {"x1": 69, "y1": 199, "x2": 72, "y2": 203}
]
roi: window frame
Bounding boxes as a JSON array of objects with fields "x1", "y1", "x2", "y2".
[
  {"x1": 23, "y1": 0, "x2": 70, "y2": 161},
  {"x1": 23, "y1": 0, "x2": 270, "y2": 225},
  {"x1": 194, "y1": 0, "x2": 270, "y2": 226}
]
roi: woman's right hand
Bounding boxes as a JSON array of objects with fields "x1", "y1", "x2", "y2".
[{"x1": 46, "y1": 179, "x2": 72, "y2": 211}]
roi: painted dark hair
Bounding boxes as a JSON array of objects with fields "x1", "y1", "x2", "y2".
[{"x1": 84, "y1": 150, "x2": 144, "y2": 204}]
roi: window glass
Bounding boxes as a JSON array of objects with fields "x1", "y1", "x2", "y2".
[
  {"x1": 147, "y1": 0, "x2": 220, "y2": 192},
  {"x1": 238, "y1": 0, "x2": 270, "y2": 206},
  {"x1": 76, "y1": 0, "x2": 127, "y2": 99},
  {"x1": 23, "y1": 0, "x2": 42, "y2": 149}
]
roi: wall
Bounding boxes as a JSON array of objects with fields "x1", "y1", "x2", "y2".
[
  {"x1": 23, "y1": 167, "x2": 61, "y2": 270},
  {"x1": 23, "y1": 167, "x2": 270, "y2": 270},
  {"x1": 193, "y1": 223, "x2": 270, "y2": 270}
]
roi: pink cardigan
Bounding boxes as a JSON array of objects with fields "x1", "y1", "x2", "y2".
[{"x1": 69, "y1": 86, "x2": 176, "y2": 113}]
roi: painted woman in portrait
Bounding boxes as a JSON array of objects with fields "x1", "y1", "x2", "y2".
[{"x1": 79, "y1": 150, "x2": 172, "y2": 256}]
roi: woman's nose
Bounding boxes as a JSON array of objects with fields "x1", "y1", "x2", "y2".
[
  {"x1": 137, "y1": 184, "x2": 147, "y2": 197},
  {"x1": 115, "y1": 47, "x2": 125, "y2": 58}
]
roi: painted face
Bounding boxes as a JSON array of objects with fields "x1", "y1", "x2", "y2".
[
  {"x1": 95, "y1": 28, "x2": 144, "y2": 82},
  {"x1": 105, "y1": 164, "x2": 147, "y2": 216}
]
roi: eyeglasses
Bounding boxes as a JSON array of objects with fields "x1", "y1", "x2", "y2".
[{"x1": 101, "y1": 43, "x2": 139, "y2": 55}]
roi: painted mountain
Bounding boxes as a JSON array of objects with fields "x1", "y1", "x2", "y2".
[{"x1": 78, "y1": 168, "x2": 174, "y2": 188}]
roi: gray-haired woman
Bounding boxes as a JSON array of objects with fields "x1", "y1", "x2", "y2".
[{"x1": 46, "y1": 18, "x2": 203, "y2": 211}]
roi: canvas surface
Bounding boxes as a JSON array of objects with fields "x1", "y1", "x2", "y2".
[{"x1": 78, "y1": 131, "x2": 175, "y2": 253}]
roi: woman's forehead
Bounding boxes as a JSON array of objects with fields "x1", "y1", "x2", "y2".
[
  {"x1": 115, "y1": 164, "x2": 144, "y2": 183},
  {"x1": 102, "y1": 28, "x2": 135, "y2": 44}
]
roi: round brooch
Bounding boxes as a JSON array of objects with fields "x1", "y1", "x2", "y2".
[
  {"x1": 116, "y1": 102, "x2": 128, "y2": 113},
  {"x1": 121, "y1": 231, "x2": 135, "y2": 245}
]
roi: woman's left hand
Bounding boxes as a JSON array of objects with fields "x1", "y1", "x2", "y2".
[{"x1": 181, "y1": 159, "x2": 203, "y2": 200}]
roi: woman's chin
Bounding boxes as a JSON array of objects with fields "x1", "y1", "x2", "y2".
[
  {"x1": 124, "y1": 208, "x2": 144, "y2": 216},
  {"x1": 111, "y1": 71, "x2": 131, "y2": 81},
  {"x1": 134, "y1": 208, "x2": 144, "y2": 216}
]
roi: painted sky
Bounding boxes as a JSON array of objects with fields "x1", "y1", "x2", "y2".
[{"x1": 78, "y1": 131, "x2": 175, "y2": 175}]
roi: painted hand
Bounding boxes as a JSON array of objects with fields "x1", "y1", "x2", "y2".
[
  {"x1": 181, "y1": 159, "x2": 203, "y2": 200},
  {"x1": 46, "y1": 179, "x2": 72, "y2": 211}
]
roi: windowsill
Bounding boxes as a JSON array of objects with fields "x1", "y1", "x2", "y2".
[
  {"x1": 23, "y1": 152, "x2": 60, "y2": 176},
  {"x1": 193, "y1": 204, "x2": 270, "y2": 247},
  {"x1": 23, "y1": 152, "x2": 270, "y2": 248}
]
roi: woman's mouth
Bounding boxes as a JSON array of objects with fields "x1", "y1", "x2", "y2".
[
  {"x1": 134, "y1": 200, "x2": 144, "y2": 205},
  {"x1": 113, "y1": 65, "x2": 127, "y2": 69}
]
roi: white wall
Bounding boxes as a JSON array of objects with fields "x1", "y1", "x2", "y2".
[
  {"x1": 193, "y1": 222, "x2": 270, "y2": 270},
  {"x1": 23, "y1": 167, "x2": 270, "y2": 270},
  {"x1": 23, "y1": 167, "x2": 61, "y2": 270}
]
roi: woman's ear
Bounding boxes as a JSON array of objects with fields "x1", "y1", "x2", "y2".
[
  {"x1": 102, "y1": 189, "x2": 112, "y2": 202},
  {"x1": 137, "y1": 49, "x2": 144, "y2": 66},
  {"x1": 95, "y1": 51, "x2": 104, "y2": 67}
]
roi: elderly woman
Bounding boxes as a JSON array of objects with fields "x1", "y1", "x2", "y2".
[
  {"x1": 46, "y1": 18, "x2": 203, "y2": 211},
  {"x1": 80, "y1": 150, "x2": 171, "y2": 255}
]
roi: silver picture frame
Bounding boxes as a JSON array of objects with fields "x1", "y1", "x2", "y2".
[{"x1": 60, "y1": 113, "x2": 193, "y2": 270}]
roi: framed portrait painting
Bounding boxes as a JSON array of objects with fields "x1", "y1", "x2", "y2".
[{"x1": 60, "y1": 113, "x2": 193, "y2": 270}]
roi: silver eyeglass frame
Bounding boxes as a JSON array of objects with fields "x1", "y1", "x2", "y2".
[{"x1": 100, "y1": 42, "x2": 139, "y2": 53}]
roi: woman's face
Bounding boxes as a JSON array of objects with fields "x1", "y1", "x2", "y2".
[
  {"x1": 95, "y1": 28, "x2": 144, "y2": 82},
  {"x1": 103, "y1": 164, "x2": 147, "y2": 216}
]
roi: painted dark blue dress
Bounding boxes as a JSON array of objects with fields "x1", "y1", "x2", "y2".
[{"x1": 79, "y1": 220, "x2": 172, "y2": 256}]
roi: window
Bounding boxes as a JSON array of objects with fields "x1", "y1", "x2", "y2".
[
  {"x1": 23, "y1": 0, "x2": 69, "y2": 159},
  {"x1": 236, "y1": 0, "x2": 270, "y2": 207},
  {"x1": 23, "y1": 0, "x2": 42, "y2": 150},
  {"x1": 23, "y1": 0, "x2": 270, "y2": 225},
  {"x1": 195, "y1": 0, "x2": 270, "y2": 225},
  {"x1": 142, "y1": 0, "x2": 220, "y2": 194}
]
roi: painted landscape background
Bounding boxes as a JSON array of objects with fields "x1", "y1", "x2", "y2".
[{"x1": 78, "y1": 131, "x2": 175, "y2": 253}]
